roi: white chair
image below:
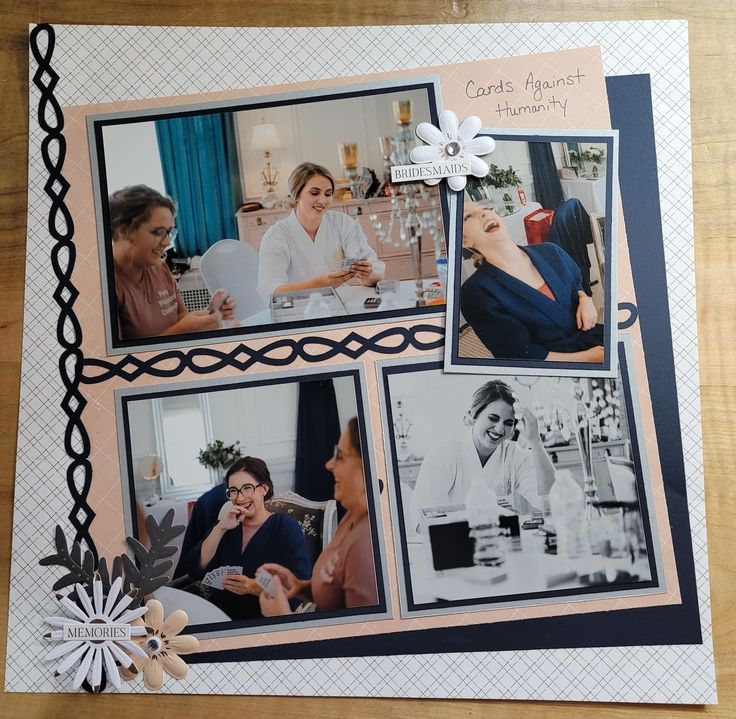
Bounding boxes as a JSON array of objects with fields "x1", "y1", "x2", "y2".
[
  {"x1": 266, "y1": 490, "x2": 339, "y2": 562},
  {"x1": 200, "y1": 239, "x2": 266, "y2": 323}
]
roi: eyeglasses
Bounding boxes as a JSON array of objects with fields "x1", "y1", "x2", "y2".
[
  {"x1": 149, "y1": 227, "x2": 178, "y2": 242},
  {"x1": 225, "y1": 483, "x2": 261, "y2": 500}
]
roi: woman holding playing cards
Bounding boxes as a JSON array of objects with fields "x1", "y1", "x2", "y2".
[
  {"x1": 256, "y1": 162, "x2": 385, "y2": 305},
  {"x1": 177, "y1": 456, "x2": 311, "y2": 620},
  {"x1": 258, "y1": 417, "x2": 379, "y2": 616},
  {"x1": 408, "y1": 379, "x2": 557, "y2": 532}
]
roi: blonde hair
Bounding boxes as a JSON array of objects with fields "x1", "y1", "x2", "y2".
[{"x1": 285, "y1": 162, "x2": 335, "y2": 208}]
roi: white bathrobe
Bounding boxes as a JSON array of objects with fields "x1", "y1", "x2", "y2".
[
  {"x1": 257, "y1": 210, "x2": 385, "y2": 304},
  {"x1": 408, "y1": 430, "x2": 543, "y2": 532}
]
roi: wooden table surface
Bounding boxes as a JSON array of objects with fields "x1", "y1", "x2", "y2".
[{"x1": 1, "y1": 1, "x2": 733, "y2": 717}]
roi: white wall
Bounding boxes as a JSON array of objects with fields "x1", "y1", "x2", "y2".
[
  {"x1": 235, "y1": 89, "x2": 432, "y2": 200},
  {"x1": 126, "y1": 376, "x2": 358, "y2": 498},
  {"x1": 102, "y1": 122, "x2": 165, "y2": 195},
  {"x1": 488, "y1": 139, "x2": 566, "y2": 205}
]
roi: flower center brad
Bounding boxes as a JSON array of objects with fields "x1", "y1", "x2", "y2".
[
  {"x1": 146, "y1": 636, "x2": 164, "y2": 654},
  {"x1": 444, "y1": 140, "x2": 462, "y2": 157}
]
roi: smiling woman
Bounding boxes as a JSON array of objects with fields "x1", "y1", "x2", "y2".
[
  {"x1": 460, "y1": 202, "x2": 604, "y2": 362},
  {"x1": 256, "y1": 163, "x2": 385, "y2": 305},
  {"x1": 110, "y1": 185, "x2": 236, "y2": 340},
  {"x1": 176, "y1": 456, "x2": 312, "y2": 621},
  {"x1": 408, "y1": 380, "x2": 556, "y2": 532}
]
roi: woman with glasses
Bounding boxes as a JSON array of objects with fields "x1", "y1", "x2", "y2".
[
  {"x1": 258, "y1": 417, "x2": 379, "y2": 615},
  {"x1": 110, "y1": 184, "x2": 236, "y2": 340},
  {"x1": 176, "y1": 456, "x2": 311, "y2": 620}
]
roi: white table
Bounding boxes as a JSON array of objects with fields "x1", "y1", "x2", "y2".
[
  {"x1": 241, "y1": 277, "x2": 443, "y2": 326},
  {"x1": 408, "y1": 514, "x2": 651, "y2": 605},
  {"x1": 152, "y1": 585, "x2": 231, "y2": 625},
  {"x1": 560, "y1": 177, "x2": 606, "y2": 215}
]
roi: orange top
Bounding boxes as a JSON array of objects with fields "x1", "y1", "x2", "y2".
[{"x1": 537, "y1": 282, "x2": 556, "y2": 301}]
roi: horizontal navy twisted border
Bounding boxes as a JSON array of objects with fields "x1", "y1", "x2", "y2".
[
  {"x1": 31, "y1": 23, "x2": 97, "y2": 559},
  {"x1": 81, "y1": 325, "x2": 445, "y2": 383}
]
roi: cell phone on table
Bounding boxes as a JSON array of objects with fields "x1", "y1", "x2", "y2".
[
  {"x1": 363, "y1": 297, "x2": 382, "y2": 309},
  {"x1": 207, "y1": 288, "x2": 227, "y2": 314}
]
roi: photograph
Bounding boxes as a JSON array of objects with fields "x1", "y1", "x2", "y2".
[
  {"x1": 380, "y1": 345, "x2": 663, "y2": 617},
  {"x1": 115, "y1": 368, "x2": 389, "y2": 636},
  {"x1": 89, "y1": 79, "x2": 449, "y2": 354},
  {"x1": 445, "y1": 131, "x2": 617, "y2": 377}
]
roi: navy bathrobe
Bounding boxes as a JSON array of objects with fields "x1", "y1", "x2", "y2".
[{"x1": 460, "y1": 242, "x2": 604, "y2": 361}]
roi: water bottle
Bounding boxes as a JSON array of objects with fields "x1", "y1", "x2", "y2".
[
  {"x1": 465, "y1": 478, "x2": 504, "y2": 567},
  {"x1": 548, "y1": 470, "x2": 587, "y2": 560}
]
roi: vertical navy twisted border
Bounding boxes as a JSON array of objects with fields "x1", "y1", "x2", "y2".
[{"x1": 30, "y1": 24, "x2": 97, "y2": 560}]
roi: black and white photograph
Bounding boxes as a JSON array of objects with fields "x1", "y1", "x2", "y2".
[
  {"x1": 115, "y1": 368, "x2": 389, "y2": 636},
  {"x1": 380, "y1": 345, "x2": 663, "y2": 617},
  {"x1": 90, "y1": 79, "x2": 449, "y2": 354},
  {"x1": 444, "y1": 130, "x2": 617, "y2": 377}
]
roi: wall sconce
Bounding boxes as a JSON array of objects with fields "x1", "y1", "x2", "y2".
[{"x1": 250, "y1": 122, "x2": 282, "y2": 208}]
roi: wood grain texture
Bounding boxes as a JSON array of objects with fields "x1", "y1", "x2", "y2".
[{"x1": 0, "y1": 1, "x2": 733, "y2": 716}]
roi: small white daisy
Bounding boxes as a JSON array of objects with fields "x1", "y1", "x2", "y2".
[
  {"x1": 43, "y1": 573, "x2": 149, "y2": 692},
  {"x1": 410, "y1": 110, "x2": 495, "y2": 191}
]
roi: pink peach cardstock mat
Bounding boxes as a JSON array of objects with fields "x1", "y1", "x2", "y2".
[{"x1": 58, "y1": 47, "x2": 679, "y2": 654}]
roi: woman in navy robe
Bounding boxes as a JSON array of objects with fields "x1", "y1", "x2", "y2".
[
  {"x1": 177, "y1": 456, "x2": 311, "y2": 620},
  {"x1": 460, "y1": 203, "x2": 604, "y2": 362}
]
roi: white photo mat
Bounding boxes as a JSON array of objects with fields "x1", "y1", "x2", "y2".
[{"x1": 8, "y1": 20, "x2": 714, "y2": 703}]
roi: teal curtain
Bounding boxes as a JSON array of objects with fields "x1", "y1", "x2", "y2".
[{"x1": 155, "y1": 113, "x2": 243, "y2": 257}]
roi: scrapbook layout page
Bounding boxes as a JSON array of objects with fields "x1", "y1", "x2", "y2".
[{"x1": 6, "y1": 20, "x2": 715, "y2": 703}]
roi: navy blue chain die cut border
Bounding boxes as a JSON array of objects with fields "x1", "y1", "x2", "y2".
[
  {"x1": 31, "y1": 24, "x2": 97, "y2": 560},
  {"x1": 29, "y1": 24, "x2": 445, "y2": 558}
]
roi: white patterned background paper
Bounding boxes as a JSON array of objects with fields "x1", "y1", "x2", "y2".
[{"x1": 7, "y1": 20, "x2": 715, "y2": 703}]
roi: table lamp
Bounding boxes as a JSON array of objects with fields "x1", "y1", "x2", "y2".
[{"x1": 250, "y1": 121, "x2": 282, "y2": 208}]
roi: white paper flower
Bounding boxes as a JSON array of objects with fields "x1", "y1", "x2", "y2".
[
  {"x1": 410, "y1": 110, "x2": 495, "y2": 191},
  {"x1": 43, "y1": 574, "x2": 149, "y2": 692},
  {"x1": 121, "y1": 599, "x2": 199, "y2": 691}
]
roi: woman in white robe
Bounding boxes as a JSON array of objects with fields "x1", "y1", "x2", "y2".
[
  {"x1": 257, "y1": 162, "x2": 385, "y2": 304},
  {"x1": 408, "y1": 380, "x2": 556, "y2": 532}
]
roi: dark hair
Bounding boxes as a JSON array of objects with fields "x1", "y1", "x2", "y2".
[
  {"x1": 347, "y1": 417, "x2": 361, "y2": 459},
  {"x1": 286, "y1": 162, "x2": 335, "y2": 207},
  {"x1": 224, "y1": 456, "x2": 274, "y2": 500},
  {"x1": 109, "y1": 184, "x2": 176, "y2": 240},
  {"x1": 469, "y1": 380, "x2": 515, "y2": 420}
]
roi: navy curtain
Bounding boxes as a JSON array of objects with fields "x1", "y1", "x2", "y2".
[
  {"x1": 294, "y1": 379, "x2": 341, "y2": 502},
  {"x1": 155, "y1": 113, "x2": 243, "y2": 257},
  {"x1": 529, "y1": 142, "x2": 565, "y2": 211}
]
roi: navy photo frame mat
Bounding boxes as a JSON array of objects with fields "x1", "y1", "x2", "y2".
[
  {"x1": 449, "y1": 132, "x2": 615, "y2": 373},
  {"x1": 30, "y1": 13, "x2": 701, "y2": 667},
  {"x1": 118, "y1": 366, "x2": 389, "y2": 633},
  {"x1": 90, "y1": 80, "x2": 450, "y2": 354},
  {"x1": 382, "y1": 348, "x2": 660, "y2": 615},
  {"x1": 188, "y1": 74, "x2": 703, "y2": 663}
]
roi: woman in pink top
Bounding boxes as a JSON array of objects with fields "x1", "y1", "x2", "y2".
[
  {"x1": 110, "y1": 185, "x2": 236, "y2": 340},
  {"x1": 259, "y1": 417, "x2": 379, "y2": 614}
]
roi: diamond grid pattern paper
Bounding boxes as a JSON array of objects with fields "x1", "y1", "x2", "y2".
[{"x1": 7, "y1": 20, "x2": 716, "y2": 702}]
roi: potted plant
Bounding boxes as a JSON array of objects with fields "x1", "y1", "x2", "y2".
[
  {"x1": 482, "y1": 164, "x2": 523, "y2": 213},
  {"x1": 568, "y1": 146, "x2": 606, "y2": 178},
  {"x1": 198, "y1": 440, "x2": 243, "y2": 481}
]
